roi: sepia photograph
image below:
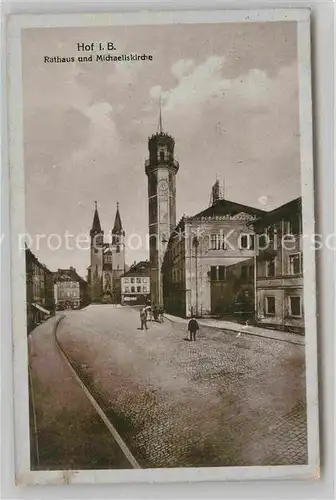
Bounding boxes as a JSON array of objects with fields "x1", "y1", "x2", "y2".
[{"x1": 7, "y1": 9, "x2": 319, "y2": 484}]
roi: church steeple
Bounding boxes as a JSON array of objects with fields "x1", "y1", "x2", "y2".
[
  {"x1": 90, "y1": 201, "x2": 103, "y2": 238},
  {"x1": 112, "y1": 202, "x2": 123, "y2": 235}
]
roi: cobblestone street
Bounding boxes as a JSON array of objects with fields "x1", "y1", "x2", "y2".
[{"x1": 54, "y1": 305, "x2": 308, "y2": 468}]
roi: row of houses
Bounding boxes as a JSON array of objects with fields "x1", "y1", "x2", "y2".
[
  {"x1": 25, "y1": 248, "x2": 90, "y2": 333},
  {"x1": 26, "y1": 248, "x2": 55, "y2": 333},
  {"x1": 161, "y1": 185, "x2": 303, "y2": 333}
]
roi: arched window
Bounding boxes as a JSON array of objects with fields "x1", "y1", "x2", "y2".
[{"x1": 160, "y1": 151, "x2": 164, "y2": 162}]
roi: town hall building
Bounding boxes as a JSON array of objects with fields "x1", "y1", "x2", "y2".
[
  {"x1": 162, "y1": 180, "x2": 266, "y2": 318},
  {"x1": 87, "y1": 201, "x2": 126, "y2": 303}
]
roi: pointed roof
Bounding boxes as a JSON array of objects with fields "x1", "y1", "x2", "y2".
[
  {"x1": 157, "y1": 95, "x2": 164, "y2": 134},
  {"x1": 112, "y1": 202, "x2": 123, "y2": 234},
  {"x1": 90, "y1": 201, "x2": 102, "y2": 234}
]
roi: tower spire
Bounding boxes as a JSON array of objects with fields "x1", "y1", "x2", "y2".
[
  {"x1": 157, "y1": 94, "x2": 164, "y2": 134},
  {"x1": 112, "y1": 201, "x2": 123, "y2": 234},
  {"x1": 90, "y1": 200, "x2": 102, "y2": 234}
]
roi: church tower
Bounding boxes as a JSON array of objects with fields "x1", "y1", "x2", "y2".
[
  {"x1": 101, "y1": 202, "x2": 126, "y2": 304},
  {"x1": 88, "y1": 201, "x2": 126, "y2": 304},
  {"x1": 89, "y1": 201, "x2": 104, "y2": 302},
  {"x1": 110, "y1": 202, "x2": 126, "y2": 290},
  {"x1": 145, "y1": 107, "x2": 179, "y2": 305}
]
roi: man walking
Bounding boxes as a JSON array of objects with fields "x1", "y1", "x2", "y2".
[
  {"x1": 187, "y1": 316, "x2": 199, "y2": 341},
  {"x1": 140, "y1": 308, "x2": 148, "y2": 330},
  {"x1": 158, "y1": 304, "x2": 164, "y2": 323},
  {"x1": 152, "y1": 305, "x2": 159, "y2": 322}
]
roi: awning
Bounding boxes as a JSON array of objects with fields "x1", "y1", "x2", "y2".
[{"x1": 32, "y1": 303, "x2": 50, "y2": 315}]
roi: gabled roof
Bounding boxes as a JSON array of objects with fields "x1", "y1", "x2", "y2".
[
  {"x1": 25, "y1": 247, "x2": 53, "y2": 275},
  {"x1": 121, "y1": 260, "x2": 150, "y2": 277},
  {"x1": 251, "y1": 197, "x2": 302, "y2": 227},
  {"x1": 54, "y1": 267, "x2": 87, "y2": 284},
  {"x1": 190, "y1": 198, "x2": 266, "y2": 220}
]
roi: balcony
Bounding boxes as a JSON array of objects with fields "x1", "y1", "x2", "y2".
[{"x1": 145, "y1": 157, "x2": 179, "y2": 174}]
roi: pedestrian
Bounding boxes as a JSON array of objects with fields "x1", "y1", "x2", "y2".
[
  {"x1": 158, "y1": 304, "x2": 164, "y2": 323},
  {"x1": 140, "y1": 308, "x2": 148, "y2": 330},
  {"x1": 187, "y1": 316, "x2": 199, "y2": 341},
  {"x1": 153, "y1": 305, "x2": 159, "y2": 322}
]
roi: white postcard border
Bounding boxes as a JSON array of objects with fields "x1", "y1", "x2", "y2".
[{"x1": 7, "y1": 8, "x2": 319, "y2": 485}]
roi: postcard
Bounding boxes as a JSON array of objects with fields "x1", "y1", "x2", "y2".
[{"x1": 7, "y1": 9, "x2": 319, "y2": 485}]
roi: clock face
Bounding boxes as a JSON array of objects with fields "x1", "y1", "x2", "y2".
[{"x1": 158, "y1": 179, "x2": 169, "y2": 192}]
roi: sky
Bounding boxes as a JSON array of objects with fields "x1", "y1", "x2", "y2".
[{"x1": 22, "y1": 21, "x2": 300, "y2": 278}]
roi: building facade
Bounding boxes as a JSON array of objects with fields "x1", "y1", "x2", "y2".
[
  {"x1": 252, "y1": 197, "x2": 304, "y2": 332},
  {"x1": 26, "y1": 247, "x2": 55, "y2": 334},
  {"x1": 145, "y1": 114, "x2": 179, "y2": 306},
  {"x1": 87, "y1": 202, "x2": 126, "y2": 303},
  {"x1": 54, "y1": 267, "x2": 89, "y2": 310},
  {"x1": 121, "y1": 260, "x2": 150, "y2": 306},
  {"x1": 162, "y1": 182, "x2": 265, "y2": 318}
]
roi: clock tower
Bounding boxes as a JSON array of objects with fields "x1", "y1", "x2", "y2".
[{"x1": 145, "y1": 110, "x2": 179, "y2": 305}]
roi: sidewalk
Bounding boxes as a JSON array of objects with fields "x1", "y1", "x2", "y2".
[{"x1": 164, "y1": 314, "x2": 305, "y2": 346}]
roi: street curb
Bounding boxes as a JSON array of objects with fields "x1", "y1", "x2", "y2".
[
  {"x1": 164, "y1": 314, "x2": 305, "y2": 346},
  {"x1": 53, "y1": 315, "x2": 141, "y2": 469}
]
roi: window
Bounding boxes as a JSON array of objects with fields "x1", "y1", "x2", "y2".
[
  {"x1": 210, "y1": 266, "x2": 226, "y2": 281},
  {"x1": 267, "y1": 225, "x2": 275, "y2": 241},
  {"x1": 265, "y1": 296, "x2": 275, "y2": 315},
  {"x1": 248, "y1": 265, "x2": 254, "y2": 280},
  {"x1": 266, "y1": 258, "x2": 276, "y2": 277},
  {"x1": 125, "y1": 286, "x2": 130, "y2": 293},
  {"x1": 131, "y1": 286, "x2": 135, "y2": 293},
  {"x1": 241, "y1": 266, "x2": 247, "y2": 279},
  {"x1": 137, "y1": 286, "x2": 141, "y2": 293},
  {"x1": 289, "y1": 296, "x2": 302, "y2": 317},
  {"x1": 160, "y1": 151, "x2": 165, "y2": 162},
  {"x1": 72, "y1": 291, "x2": 77, "y2": 297},
  {"x1": 143, "y1": 286, "x2": 147, "y2": 293},
  {"x1": 210, "y1": 234, "x2": 226, "y2": 250},
  {"x1": 67, "y1": 291, "x2": 71, "y2": 297},
  {"x1": 131, "y1": 278, "x2": 135, "y2": 283},
  {"x1": 116, "y1": 246, "x2": 120, "y2": 253},
  {"x1": 289, "y1": 253, "x2": 302, "y2": 275},
  {"x1": 257, "y1": 233, "x2": 268, "y2": 250},
  {"x1": 240, "y1": 235, "x2": 248, "y2": 249},
  {"x1": 124, "y1": 278, "x2": 129, "y2": 283},
  {"x1": 286, "y1": 215, "x2": 301, "y2": 235},
  {"x1": 239, "y1": 234, "x2": 255, "y2": 250},
  {"x1": 210, "y1": 266, "x2": 217, "y2": 281},
  {"x1": 136, "y1": 278, "x2": 141, "y2": 283},
  {"x1": 218, "y1": 266, "x2": 226, "y2": 281}
]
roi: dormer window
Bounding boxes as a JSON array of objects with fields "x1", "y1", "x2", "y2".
[{"x1": 159, "y1": 150, "x2": 165, "y2": 162}]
